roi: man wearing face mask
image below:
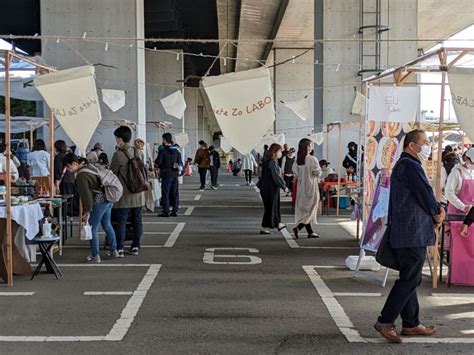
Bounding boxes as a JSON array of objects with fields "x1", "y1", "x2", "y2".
[
  {"x1": 343, "y1": 142, "x2": 358, "y2": 175},
  {"x1": 445, "y1": 147, "x2": 474, "y2": 217},
  {"x1": 374, "y1": 129, "x2": 445, "y2": 343}
]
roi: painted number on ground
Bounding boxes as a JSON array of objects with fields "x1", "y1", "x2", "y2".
[{"x1": 203, "y1": 248, "x2": 262, "y2": 265}]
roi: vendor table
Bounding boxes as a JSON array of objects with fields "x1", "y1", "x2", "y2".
[
  {"x1": 321, "y1": 181, "x2": 358, "y2": 215},
  {"x1": 0, "y1": 203, "x2": 43, "y2": 282}
]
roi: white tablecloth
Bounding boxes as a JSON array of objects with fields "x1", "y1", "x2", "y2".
[{"x1": 0, "y1": 203, "x2": 44, "y2": 240}]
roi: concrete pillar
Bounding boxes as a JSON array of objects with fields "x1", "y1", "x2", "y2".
[
  {"x1": 135, "y1": 0, "x2": 147, "y2": 144},
  {"x1": 40, "y1": 0, "x2": 146, "y2": 156},
  {"x1": 274, "y1": 48, "x2": 314, "y2": 150},
  {"x1": 183, "y1": 89, "x2": 198, "y2": 159},
  {"x1": 319, "y1": 0, "x2": 418, "y2": 166}
]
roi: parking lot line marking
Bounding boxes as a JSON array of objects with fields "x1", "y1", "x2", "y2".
[
  {"x1": 280, "y1": 228, "x2": 299, "y2": 248},
  {"x1": 333, "y1": 292, "x2": 382, "y2": 297},
  {"x1": 0, "y1": 264, "x2": 161, "y2": 342},
  {"x1": 184, "y1": 206, "x2": 194, "y2": 216},
  {"x1": 431, "y1": 293, "x2": 474, "y2": 298},
  {"x1": 194, "y1": 194, "x2": 202, "y2": 201},
  {"x1": 83, "y1": 291, "x2": 133, "y2": 296},
  {"x1": 163, "y1": 222, "x2": 185, "y2": 248},
  {"x1": 303, "y1": 265, "x2": 367, "y2": 343},
  {"x1": 365, "y1": 337, "x2": 474, "y2": 344},
  {"x1": 0, "y1": 292, "x2": 35, "y2": 296}
]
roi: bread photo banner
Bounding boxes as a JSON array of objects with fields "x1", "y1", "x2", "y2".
[
  {"x1": 448, "y1": 67, "x2": 474, "y2": 141},
  {"x1": 202, "y1": 67, "x2": 275, "y2": 156},
  {"x1": 35, "y1": 65, "x2": 102, "y2": 154},
  {"x1": 368, "y1": 86, "x2": 419, "y2": 123}
]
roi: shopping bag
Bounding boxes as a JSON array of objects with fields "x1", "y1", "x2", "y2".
[
  {"x1": 80, "y1": 223, "x2": 93, "y2": 241},
  {"x1": 151, "y1": 178, "x2": 161, "y2": 201},
  {"x1": 375, "y1": 225, "x2": 400, "y2": 270}
]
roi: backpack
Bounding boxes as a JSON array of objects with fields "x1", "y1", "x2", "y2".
[
  {"x1": 120, "y1": 147, "x2": 148, "y2": 193},
  {"x1": 79, "y1": 166, "x2": 124, "y2": 203}
]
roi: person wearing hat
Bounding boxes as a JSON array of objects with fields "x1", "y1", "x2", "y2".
[
  {"x1": 343, "y1": 141, "x2": 358, "y2": 175},
  {"x1": 86, "y1": 143, "x2": 104, "y2": 164},
  {"x1": 446, "y1": 147, "x2": 474, "y2": 216}
]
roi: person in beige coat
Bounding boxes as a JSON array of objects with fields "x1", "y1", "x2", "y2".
[
  {"x1": 110, "y1": 126, "x2": 145, "y2": 258},
  {"x1": 292, "y1": 138, "x2": 322, "y2": 239}
]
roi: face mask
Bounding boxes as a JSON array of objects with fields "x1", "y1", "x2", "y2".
[{"x1": 417, "y1": 144, "x2": 431, "y2": 161}]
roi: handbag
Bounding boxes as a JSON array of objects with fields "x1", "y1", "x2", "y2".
[
  {"x1": 375, "y1": 225, "x2": 400, "y2": 270},
  {"x1": 375, "y1": 187, "x2": 400, "y2": 270}
]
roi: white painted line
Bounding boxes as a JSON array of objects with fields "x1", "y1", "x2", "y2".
[
  {"x1": 0, "y1": 292, "x2": 35, "y2": 296},
  {"x1": 106, "y1": 264, "x2": 161, "y2": 341},
  {"x1": 194, "y1": 194, "x2": 201, "y2": 201},
  {"x1": 333, "y1": 292, "x2": 382, "y2": 297},
  {"x1": 280, "y1": 228, "x2": 299, "y2": 249},
  {"x1": 0, "y1": 264, "x2": 161, "y2": 342},
  {"x1": 62, "y1": 245, "x2": 164, "y2": 249},
  {"x1": 52, "y1": 264, "x2": 152, "y2": 267},
  {"x1": 163, "y1": 222, "x2": 185, "y2": 248},
  {"x1": 303, "y1": 265, "x2": 367, "y2": 343},
  {"x1": 184, "y1": 206, "x2": 194, "y2": 216},
  {"x1": 312, "y1": 265, "x2": 347, "y2": 269},
  {"x1": 431, "y1": 293, "x2": 474, "y2": 298},
  {"x1": 83, "y1": 291, "x2": 133, "y2": 296},
  {"x1": 365, "y1": 337, "x2": 474, "y2": 344}
]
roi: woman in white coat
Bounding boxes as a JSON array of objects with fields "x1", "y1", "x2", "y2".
[
  {"x1": 242, "y1": 153, "x2": 258, "y2": 185},
  {"x1": 292, "y1": 138, "x2": 322, "y2": 238}
]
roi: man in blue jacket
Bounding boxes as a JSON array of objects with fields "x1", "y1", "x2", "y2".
[
  {"x1": 374, "y1": 129, "x2": 445, "y2": 343},
  {"x1": 155, "y1": 133, "x2": 182, "y2": 217}
]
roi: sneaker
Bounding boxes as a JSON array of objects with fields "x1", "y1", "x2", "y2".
[
  {"x1": 105, "y1": 250, "x2": 120, "y2": 258},
  {"x1": 117, "y1": 249, "x2": 125, "y2": 258},
  {"x1": 210, "y1": 186, "x2": 217, "y2": 190},
  {"x1": 246, "y1": 182, "x2": 250, "y2": 186},
  {"x1": 170, "y1": 211, "x2": 178, "y2": 217},
  {"x1": 199, "y1": 186, "x2": 205, "y2": 191},
  {"x1": 128, "y1": 247, "x2": 139, "y2": 256},
  {"x1": 158, "y1": 212, "x2": 170, "y2": 217},
  {"x1": 85, "y1": 255, "x2": 101, "y2": 263}
]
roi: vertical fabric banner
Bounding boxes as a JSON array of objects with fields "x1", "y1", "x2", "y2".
[
  {"x1": 202, "y1": 68, "x2": 275, "y2": 155},
  {"x1": 368, "y1": 86, "x2": 419, "y2": 122},
  {"x1": 35, "y1": 65, "x2": 102, "y2": 153},
  {"x1": 448, "y1": 67, "x2": 474, "y2": 141}
]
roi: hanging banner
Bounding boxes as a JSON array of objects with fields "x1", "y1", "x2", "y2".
[
  {"x1": 448, "y1": 67, "x2": 474, "y2": 140},
  {"x1": 255, "y1": 134, "x2": 286, "y2": 150},
  {"x1": 202, "y1": 68, "x2": 275, "y2": 155},
  {"x1": 220, "y1": 136, "x2": 233, "y2": 154},
  {"x1": 351, "y1": 91, "x2": 367, "y2": 116},
  {"x1": 160, "y1": 90, "x2": 187, "y2": 120},
  {"x1": 34, "y1": 65, "x2": 102, "y2": 153},
  {"x1": 281, "y1": 95, "x2": 311, "y2": 121},
  {"x1": 101, "y1": 89, "x2": 126, "y2": 112},
  {"x1": 368, "y1": 86, "x2": 419, "y2": 122},
  {"x1": 175, "y1": 132, "x2": 189, "y2": 147},
  {"x1": 309, "y1": 132, "x2": 325, "y2": 146}
]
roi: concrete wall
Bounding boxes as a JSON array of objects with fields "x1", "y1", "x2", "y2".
[
  {"x1": 145, "y1": 50, "x2": 183, "y2": 147},
  {"x1": 274, "y1": 48, "x2": 314, "y2": 150},
  {"x1": 40, "y1": 0, "x2": 142, "y2": 157},
  {"x1": 320, "y1": 0, "x2": 418, "y2": 168}
]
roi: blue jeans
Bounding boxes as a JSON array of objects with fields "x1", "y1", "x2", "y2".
[
  {"x1": 114, "y1": 207, "x2": 143, "y2": 251},
  {"x1": 88, "y1": 201, "x2": 116, "y2": 257},
  {"x1": 161, "y1": 176, "x2": 179, "y2": 214}
]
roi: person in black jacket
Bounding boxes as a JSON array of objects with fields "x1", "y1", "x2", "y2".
[
  {"x1": 208, "y1": 146, "x2": 221, "y2": 190},
  {"x1": 342, "y1": 141, "x2": 358, "y2": 174},
  {"x1": 155, "y1": 133, "x2": 182, "y2": 217}
]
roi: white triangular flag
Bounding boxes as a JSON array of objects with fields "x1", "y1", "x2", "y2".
[
  {"x1": 282, "y1": 96, "x2": 311, "y2": 121},
  {"x1": 351, "y1": 91, "x2": 366, "y2": 116},
  {"x1": 160, "y1": 90, "x2": 187, "y2": 120},
  {"x1": 309, "y1": 132, "x2": 325, "y2": 145},
  {"x1": 220, "y1": 136, "x2": 233, "y2": 153},
  {"x1": 175, "y1": 132, "x2": 189, "y2": 147},
  {"x1": 101, "y1": 89, "x2": 126, "y2": 112},
  {"x1": 448, "y1": 67, "x2": 474, "y2": 141},
  {"x1": 35, "y1": 65, "x2": 102, "y2": 154}
]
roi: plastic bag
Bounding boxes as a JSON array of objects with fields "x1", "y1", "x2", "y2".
[{"x1": 81, "y1": 223, "x2": 93, "y2": 241}]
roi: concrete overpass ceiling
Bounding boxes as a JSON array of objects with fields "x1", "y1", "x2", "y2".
[
  {"x1": 273, "y1": 0, "x2": 314, "y2": 49},
  {"x1": 216, "y1": 0, "x2": 241, "y2": 74},
  {"x1": 418, "y1": 0, "x2": 474, "y2": 49}
]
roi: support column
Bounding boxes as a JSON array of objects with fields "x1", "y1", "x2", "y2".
[{"x1": 136, "y1": 0, "x2": 147, "y2": 145}]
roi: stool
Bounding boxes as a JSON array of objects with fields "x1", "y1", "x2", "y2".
[{"x1": 31, "y1": 236, "x2": 62, "y2": 280}]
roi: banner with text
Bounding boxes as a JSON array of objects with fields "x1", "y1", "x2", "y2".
[
  {"x1": 448, "y1": 67, "x2": 474, "y2": 141},
  {"x1": 35, "y1": 65, "x2": 102, "y2": 153},
  {"x1": 368, "y1": 86, "x2": 419, "y2": 123},
  {"x1": 202, "y1": 68, "x2": 275, "y2": 155}
]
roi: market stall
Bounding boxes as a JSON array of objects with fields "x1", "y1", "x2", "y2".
[{"x1": 358, "y1": 47, "x2": 474, "y2": 288}]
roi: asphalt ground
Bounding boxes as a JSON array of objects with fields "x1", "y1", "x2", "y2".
[{"x1": 0, "y1": 173, "x2": 473, "y2": 354}]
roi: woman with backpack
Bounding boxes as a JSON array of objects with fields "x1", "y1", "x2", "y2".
[
  {"x1": 110, "y1": 126, "x2": 146, "y2": 257},
  {"x1": 64, "y1": 153, "x2": 119, "y2": 262}
]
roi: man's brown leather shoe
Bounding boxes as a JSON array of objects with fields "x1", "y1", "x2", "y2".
[
  {"x1": 401, "y1": 324, "x2": 437, "y2": 336},
  {"x1": 374, "y1": 321, "x2": 402, "y2": 343}
]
